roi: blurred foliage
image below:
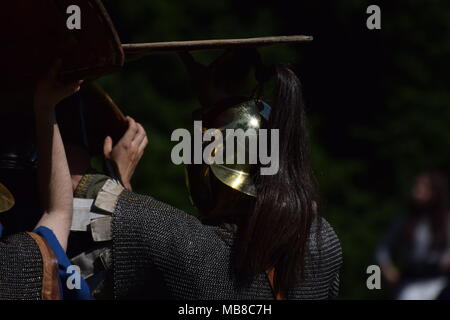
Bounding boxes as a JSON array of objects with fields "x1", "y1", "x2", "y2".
[{"x1": 96, "y1": 0, "x2": 450, "y2": 299}]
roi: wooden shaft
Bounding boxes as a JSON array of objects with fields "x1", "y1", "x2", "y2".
[{"x1": 122, "y1": 35, "x2": 313, "y2": 59}]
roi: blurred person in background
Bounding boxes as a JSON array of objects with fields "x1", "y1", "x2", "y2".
[{"x1": 376, "y1": 171, "x2": 450, "y2": 299}]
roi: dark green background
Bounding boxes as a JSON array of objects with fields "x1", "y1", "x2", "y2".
[{"x1": 96, "y1": 1, "x2": 450, "y2": 299}]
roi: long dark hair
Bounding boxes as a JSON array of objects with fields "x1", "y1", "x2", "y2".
[
  {"x1": 406, "y1": 171, "x2": 450, "y2": 249},
  {"x1": 233, "y1": 66, "x2": 319, "y2": 295}
]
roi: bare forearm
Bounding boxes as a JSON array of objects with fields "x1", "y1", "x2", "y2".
[
  {"x1": 32, "y1": 60, "x2": 82, "y2": 250},
  {"x1": 34, "y1": 107, "x2": 73, "y2": 250}
]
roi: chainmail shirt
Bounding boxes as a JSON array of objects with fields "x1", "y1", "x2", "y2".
[
  {"x1": 110, "y1": 189, "x2": 342, "y2": 300},
  {"x1": 0, "y1": 232, "x2": 44, "y2": 300}
]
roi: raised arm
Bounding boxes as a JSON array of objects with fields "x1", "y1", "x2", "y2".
[{"x1": 33, "y1": 60, "x2": 83, "y2": 250}]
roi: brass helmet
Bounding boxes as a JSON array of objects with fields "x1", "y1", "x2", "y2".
[
  {"x1": 205, "y1": 99, "x2": 271, "y2": 197},
  {"x1": 185, "y1": 97, "x2": 271, "y2": 216},
  {"x1": 0, "y1": 183, "x2": 15, "y2": 213}
]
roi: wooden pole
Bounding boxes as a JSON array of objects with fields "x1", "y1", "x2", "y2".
[{"x1": 122, "y1": 35, "x2": 313, "y2": 60}]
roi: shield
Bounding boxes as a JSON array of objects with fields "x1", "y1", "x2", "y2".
[{"x1": 1, "y1": 0, "x2": 124, "y2": 87}]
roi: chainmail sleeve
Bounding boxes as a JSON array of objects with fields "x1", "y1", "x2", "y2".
[
  {"x1": 88, "y1": 178, "x2": 342, "y2": 300},
  {"x1": 110, "y1": 188, "x2": 264, "y2": 299},
  {"x1": 0, "y1": 232, "x2": 44, "y2": 300},
  {"x1": 286, "y1": 219, "x2": 342, "y2": 300}
]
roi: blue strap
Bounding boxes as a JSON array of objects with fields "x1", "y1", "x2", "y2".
[{"x1": 33, "y1": 226, "x2": 92, "y2": 300}]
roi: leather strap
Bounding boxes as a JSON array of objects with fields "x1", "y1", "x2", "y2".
[
  {"x1": 266, "y1": 268, "x2": 285, "y2": 300},
  {"x1": 27, "y1": 232, "x2": 61, "y2": 300}
]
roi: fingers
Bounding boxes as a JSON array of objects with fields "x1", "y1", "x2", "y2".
[
  {"x1": 122, "y1": 116, "x2": 139, "y2": 144},
  {"x1": 133, "y1": 123, "x2": 147, "y2": 148},
  {"x1": 34, "y1": 58, "x2": 84, "y2": 108},
  {"x1": 138, "y1": 135, "x2": 148, "y2": 154},
  {"x1": 110, "y1": 116, "x2": 148, "y2": 159},
  {"x1": 103, "y1": 136, "x2": 113, "y2": 159}
]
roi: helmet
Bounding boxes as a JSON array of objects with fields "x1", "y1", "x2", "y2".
[
  {"x1": 185, "y1": 98, "x2": 272, "y2": 213},
  {"x1": 0, "y1": 183, "x2": 15, "y2": 213},
  {"x1": 205, "y1": 99, "x2": 271, "y2": 197}
]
